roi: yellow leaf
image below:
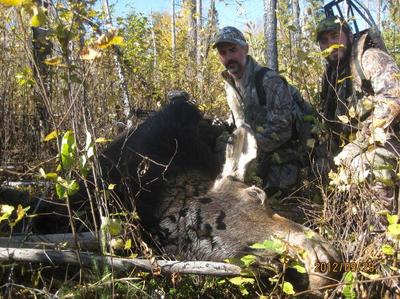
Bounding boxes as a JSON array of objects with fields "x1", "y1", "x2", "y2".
[
  {"x1": 320, "y1": 43, "x2": 344, "y2": 58},
  {"x1": 10, "y1": 204, "x2": 27, "y2": 227},
  {"x1": 337, "y1": 115, "x2": 349, "y2": 124},
  {"x1": 369, "y1": 127, "x2": 387, "y2": 145},
  {"x1": 95, "y1": 137, "x2": 112, "y2": 143},
  {"x1": 79, "y1": 47, "x2": 101, "y2": 60},
  {"x1": 110, "y1": 238, "x2": 124, "y2": 250},
  {"x1": 372, "y1": 118, "x2": 386, "y2": 128},
  {"x1": 45, "y1": 172, "x2": 58, "y2": 180},
  {"x1": 348, "y1": 106, "x2": 356, "y2": 118},
  {"x1": 306, "y1": 138, "x2": 315, "y2": 148},
  {"x1": 0, "y1": 205, "x2": 14, "y2": 222},
  {"x1": 43, "y1": 130, "x2": 60, "y2": 141},
  {"x1": 108, "y1": 183, "x2": 116, "y2": 190},
  {"x1": 30, "y1": 6, "x2": 46, "y2": 27},
  {"x1": 256, "y1": 126, "x2": 263, "y2": 133},
  {"x1": 109, "y1": 36, "x2": 124, "y2": 46},
  {"x1": 337, "y1": 75, "x2": 353, "y2": 84},
  {"x1": 0, "y1": 0, "x2": 31, "y2": 6},
  {"x1": 362, "y1": 99, "x2": 373, "y2": 110},
  {"x1": 44, "y1": 56, "x2": 63, "y2": 66},
  {"x1": 360, "y1": 272, "x2": 380, "y2": 280},
  {"x1": 124, "y1": 238, "x2": 132, "y2": 250}
]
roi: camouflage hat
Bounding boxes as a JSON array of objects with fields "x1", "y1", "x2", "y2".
[
  {"x1": 316, "y1": 16, "x2": 352, "y2": 41},
  {"x1": 212, "y1": 26, "x2": 247, "y2": 49}
]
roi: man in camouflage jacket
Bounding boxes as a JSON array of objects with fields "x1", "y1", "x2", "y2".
[
  {"x1": 213, "y1": 26, "x2": 300, "y2": 193},
  {"x1": 316, "y1": 16, "x2": 400, "y2": 210}
]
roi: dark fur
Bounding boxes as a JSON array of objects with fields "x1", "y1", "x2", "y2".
[{"x1": 1, "y1": 99, "x2": 341, "y2": 293}]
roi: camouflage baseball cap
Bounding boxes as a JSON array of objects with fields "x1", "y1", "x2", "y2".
[
  {"x1": 212, "y1": 26, "x2": 247, "y2": 49},
  {"x1": 316, "y1": 16, "x2": 352, "y2": 41}
]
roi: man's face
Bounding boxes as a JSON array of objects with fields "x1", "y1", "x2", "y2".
[
  {"x1": 318, "y1": 29, "x2": 351, "y2": 66},
  {"x1": 216, "y1": 42, "x2": 248, "y2": 79}
]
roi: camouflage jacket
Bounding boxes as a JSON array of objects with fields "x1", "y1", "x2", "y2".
[
  {"x1": 222, "y1": 55, "x2": 293, "y2": 155},
  {"x1": 320, "y1": 33, "x2": 400, "y2": 159}
]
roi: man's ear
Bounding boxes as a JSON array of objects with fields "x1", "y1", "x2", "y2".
[{"x1": 244, "y1": 44, "x2": 249, "y2": 54}]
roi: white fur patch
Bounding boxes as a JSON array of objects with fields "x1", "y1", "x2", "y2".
[{"x1": 213, "y1": 124, "x2": 258, "y2": 190}]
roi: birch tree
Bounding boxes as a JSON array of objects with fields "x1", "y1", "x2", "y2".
[
  {"x1": 264, "y1": 0, "x2": 278, "y2": 71},
  {"x1": 187, "y1": 0, "x2": 197, "y2": 60},
  {"x1": 196, "y1": 0, "x2": 202, "y2": 65},
  {"x1": 292, "y1": 0, "x2": 301, "y2": 46},
  {"x1": 31, "y1": 0, "x2": 52, "y2": 141},
  {"x1": 171, "y1": 0, "x2": 176, "y2": 60},
  {"x1": 102, "y1": 0, "x2": 132, "y2": 128}
]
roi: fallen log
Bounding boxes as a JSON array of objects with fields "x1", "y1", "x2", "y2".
[
  {"x1": 0, "y1": 247, "x2": 242, "y2": 277},
  {"x1": 0, "y1": 232, "x2": 98, "y2": 251}
]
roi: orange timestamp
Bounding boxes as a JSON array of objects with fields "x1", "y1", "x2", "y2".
[{"x1": 314, "y1": 261, "x2": 376, "y2": 273}]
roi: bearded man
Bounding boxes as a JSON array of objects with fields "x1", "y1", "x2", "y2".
[
  {"x1": 316, "y1": 16, "x2": 400, "y2": 211},
  {"x1": 213, "y1": 26, "x2": 303, "y2": 195}
]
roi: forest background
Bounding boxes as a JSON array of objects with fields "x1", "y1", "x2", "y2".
[{"x1": 0, "y1": 0, "x2": 400, "y2": 297}]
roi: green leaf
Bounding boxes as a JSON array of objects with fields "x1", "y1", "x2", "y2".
[
  {"x1": 249, "y1": 239, "x2": 286, "y2": 254},
  {"x1": 55, "y1": 182, "x2": 66, "y2": 199},
  {"x1": 291, "y1": 262, "x2": 307, "y2": 274},
  {"x1": 343, "y1": 272, "x2": 356, "y2": 299},
  {"x1": 282, "y1": 281, "x2": 295, "y2": 295},
  {"x1": 101, "y1": 217, "x2": 122, "y2": 236},
  {"x1": 381, "y1": 244, "x2": 395, "y2": 255},
  {"x1": 79, "y1": 155, "x2": 89, "y2": 178},
  {"x1": 66, "y1": 180, "x2": 79, "y2": 196},
  {"x1": 240, "y1": 255, "x2": 256, "y2": 267},
  {"x1": 228, "y1": 276, "x2": 254, "y2": 286},
  {"x1": 61, "y1": 131, "x2": 76, "y2": 170},
  {"x1": 55, "y1": 177, "x2": 79, "y2": 199}
]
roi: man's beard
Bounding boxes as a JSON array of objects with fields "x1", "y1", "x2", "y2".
[
  {"x1": 225, "y1": 60, "x2": 242, "y2": 76},
  {"x1": 328, "y1": 45, "x2": 352, "y2": 68}
]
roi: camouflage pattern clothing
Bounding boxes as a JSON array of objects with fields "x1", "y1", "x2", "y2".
[
  {"x1": 319, "y1": 31, "x2": 400, "y2": 208},
  {"x1": 222, "y1": 55, "x2": 301, "y2": 191}
]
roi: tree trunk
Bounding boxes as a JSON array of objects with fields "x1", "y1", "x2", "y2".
[
  {"x1": 204, "y1": 0, "x2": 217, "y2": 59},
  {"x1": 187, "y1": 0, "x2": 197, "y2": 60},
  {"x1": 31, "y1": 0, "x2": 52, "y2": 143},
  {"x1": 150, "y1": 13, "x2": 158, "y2": 69},
  {"x1": 171, "y1": 0, "x2": 176, "y2": 61},
  {"x1": 196, "y1": 0, "x2": 202, "y2": 65},
  {"x1": 264, "y1": 0, "x2": 278, "y2": 71},
  {"x1": 0, "y1": 247, "x2": 242, "y2": 277},
  {"x1": 291, "y1": 0, "x2": 301, "y2": 45},
  {"x1": 102, "y1": 0, "x2": 132, "y2": 128},
  {"x1": 377, "y1": 0, "x2": 382, "y2": 31}
]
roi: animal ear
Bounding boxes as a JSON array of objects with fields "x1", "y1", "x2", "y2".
[{"x1": 242, "y1": 185, "x2": 266, "y2": 206}]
